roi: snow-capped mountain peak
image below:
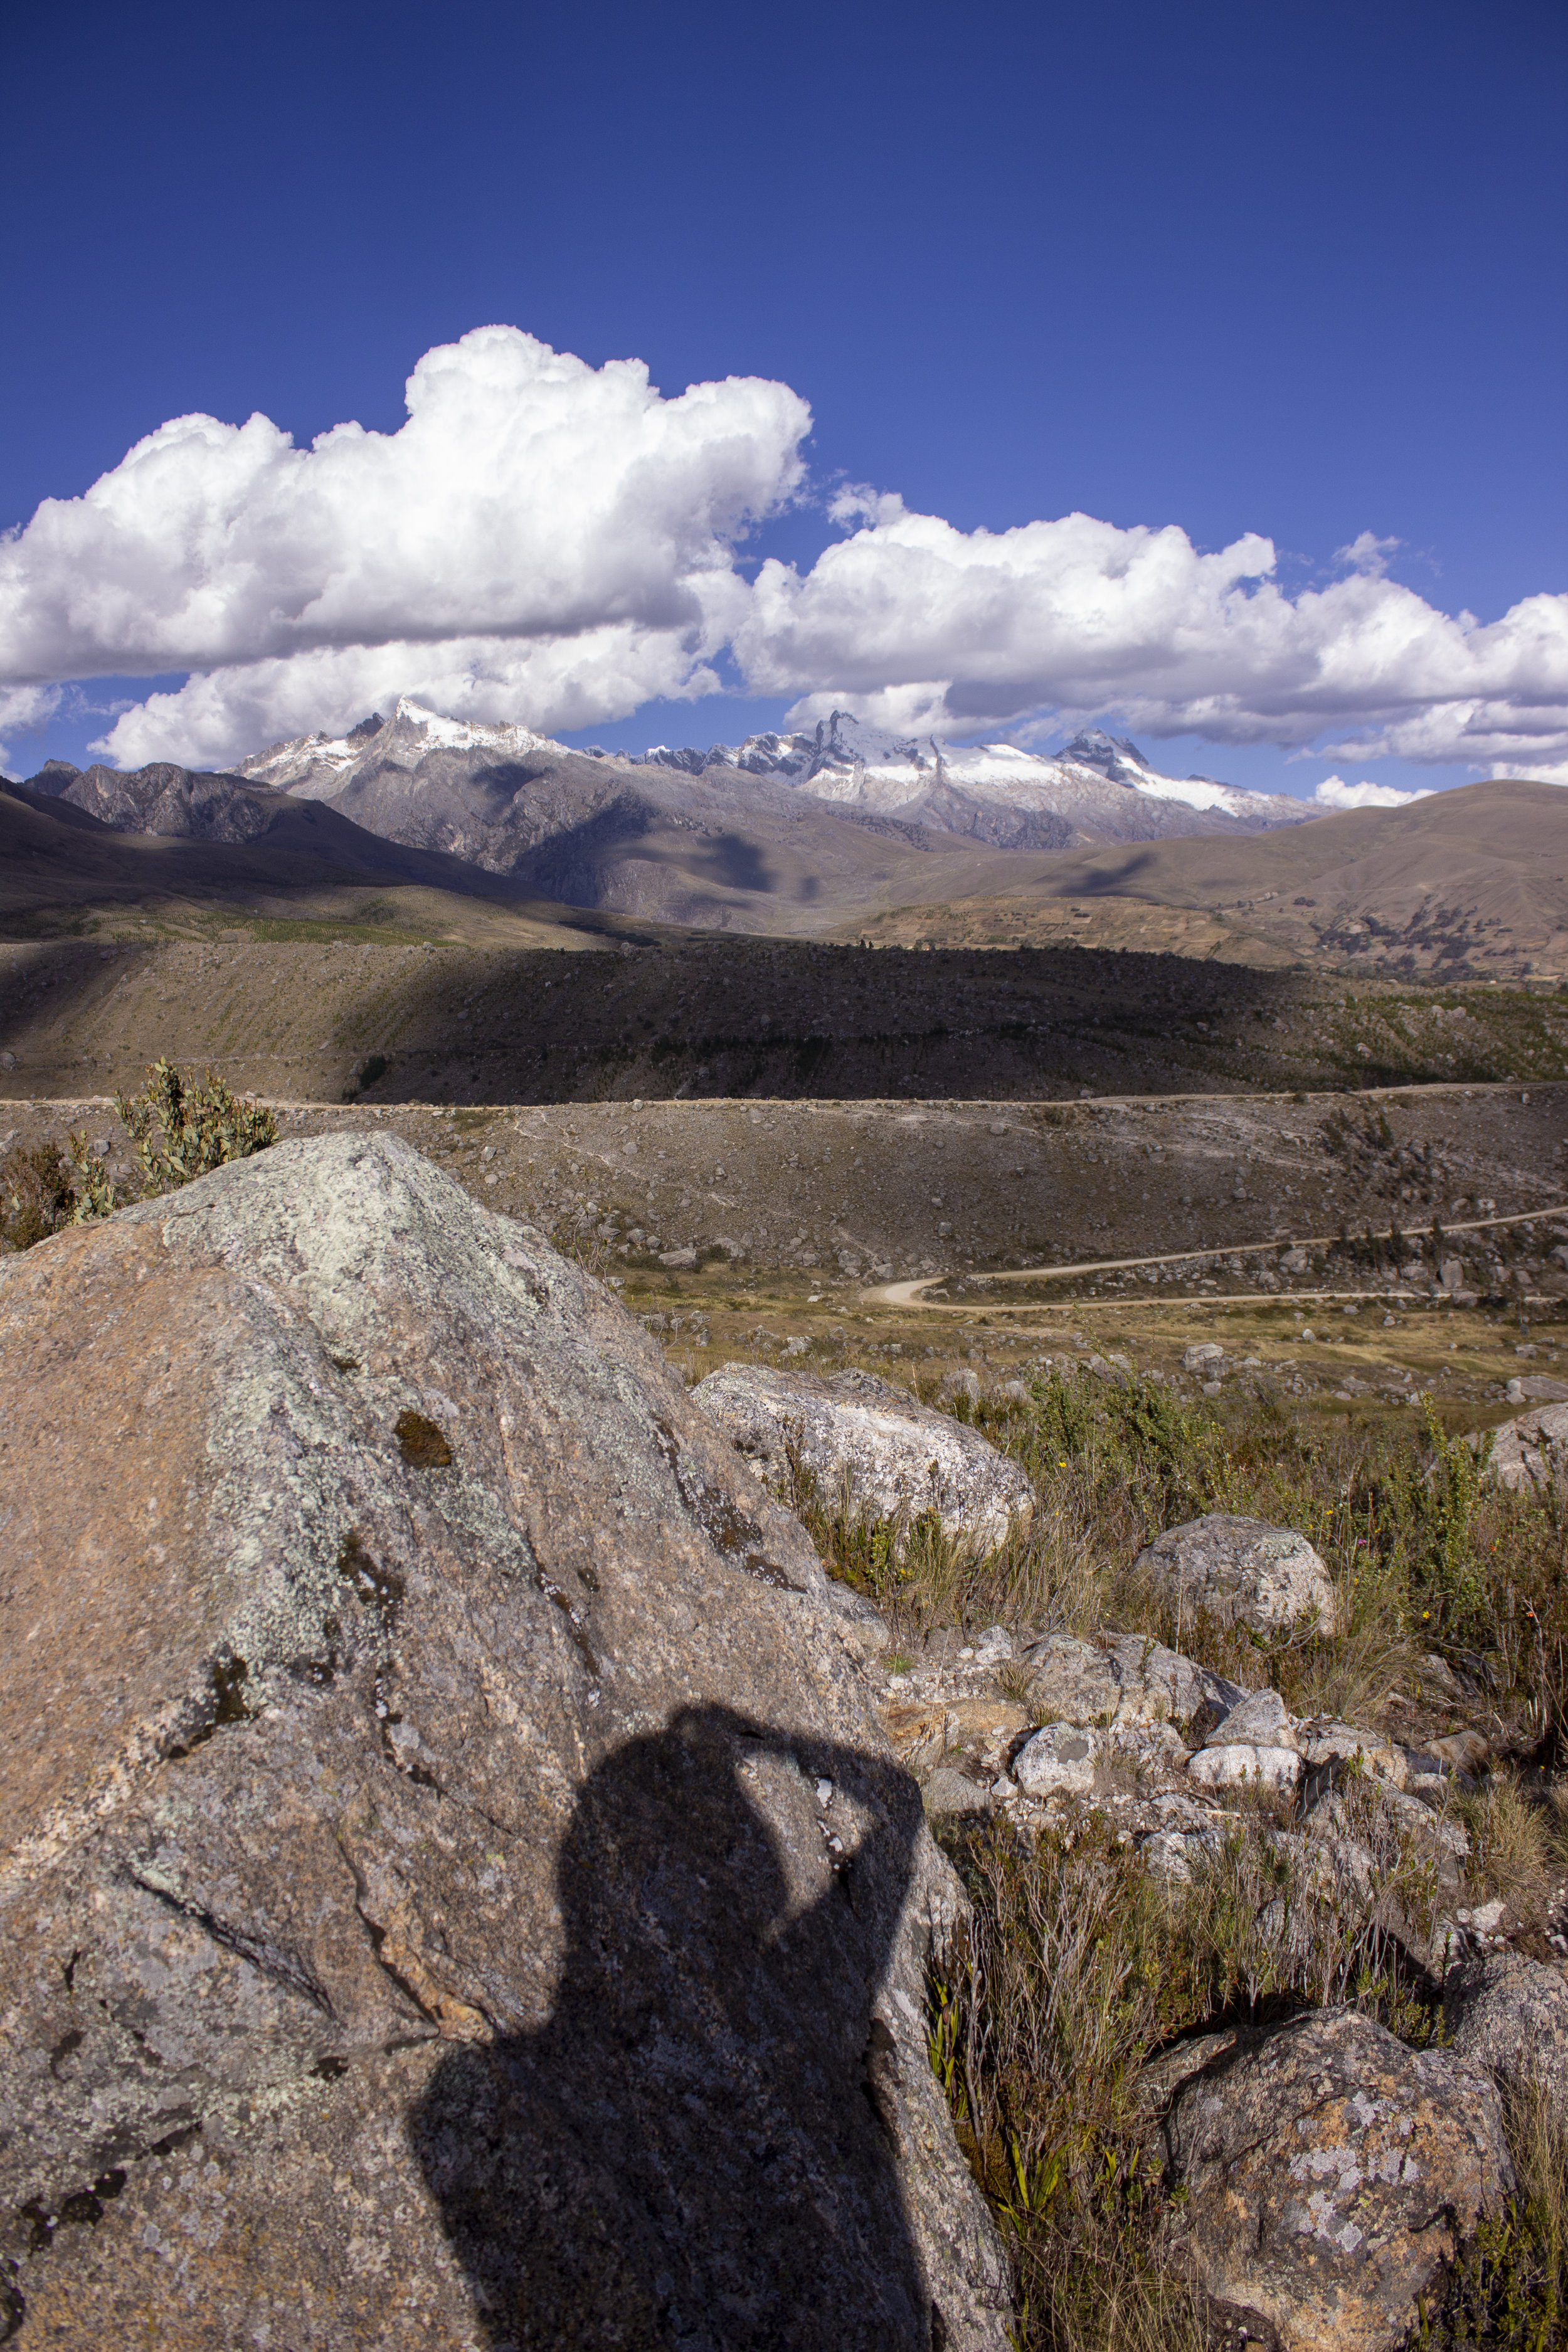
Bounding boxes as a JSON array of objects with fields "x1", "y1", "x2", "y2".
[
  {"x1": 236, "y1": 698, "x2": 558, "y2": 797},
  {"x1": 638, "y1": 712, "x2": 1313, "y2": 837}
]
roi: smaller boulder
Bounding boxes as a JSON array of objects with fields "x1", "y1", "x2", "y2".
[
  {"x1": 1475, "y1": 1401, "x2": 1568, "y2": 1495},
  {"x1": 1013, "y1": 1722, "x2": 1099, "y2": 1798},
  {"x1": 1023, "y1": 1630, "x2": 1245, "y2": 1732},
  {"x1": 1134, "y1": 1512, "x2": 1337, "y2": 1636},
  {"x1": 1298, "y1": 1720, "x2": 1407, "y2": 1795},
  {"x1": 1184, "y1": 1342, "x2": 1225, "y2": 1373},
  {"x1": 692, "y1": 1363, "x2": 1036, "y2": 1550},
  {"x1": 1205, "y1": 1688, "x2": 1296, "y2": 1752},
  {"x1": 1445, "y1": 1951, "x2": 1568, "y2": 2125},
  {"x1": 923, "y1": 1766, "x2": 993, "y2": 1818},
  {"x1": 1161, "y1": 2008, "x2": 1512, "y2": 2352}
]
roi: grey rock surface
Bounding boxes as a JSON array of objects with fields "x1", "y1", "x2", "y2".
[
  {"x1": 1012, "y1": 1722, "x2": 1099, "y2": 1798},
  {"x1": 1135, "y1": 1512, "x2": 1338, "y2": 1636},
  {"x1": 1207, "y1": 1687, "x2": 1296, "y2": 1751},
  {"x1": 1160, "y1": 2008, "x2": 1512, "y2": 2352},
  {"x1": 1477, "y1": 1400, "x2": 1568, "y2": 1493},
  {"x1": 1298, "y1": 1721, "x2": 1408, "y2": 1794},
  {"x1": 1187, "y1": 1742, "x2": 1301, "y2": 1793},
  {"x1": 692, "y1": 1361, "x2": 1036, "y2": 1551},
  {"x1": 0, "y1": 1135, "x2": 1009, "y2": 2349},
  {"x1": 1022, "y1": 1629, "x2": 1246, "y2": 1731},
  {"x1": 1446, "y1": 1951, "x2": 1568, "y2": 2122}
]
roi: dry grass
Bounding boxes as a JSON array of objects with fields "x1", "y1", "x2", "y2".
[
  {"x1": 778, "y1": 1364, "x2": 1568, "y2": 2348},
  {"x1": 1460, "y1": 1771, "x2": 1554, "y2": 1914},
  {"x1": 933, "y1": 1801, "x2": 1456, "y2": 2352}
]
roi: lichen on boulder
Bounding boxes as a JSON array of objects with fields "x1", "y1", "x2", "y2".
[{"x1": 0, "y1": 1133, "x2": 1009, "y2": 2349}]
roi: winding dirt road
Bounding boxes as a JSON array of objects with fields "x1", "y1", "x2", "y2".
[{"x1": 862, "y1": 1204, "x2": 1565, "y2": 1315}]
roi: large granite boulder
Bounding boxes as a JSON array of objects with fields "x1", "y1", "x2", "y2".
[
  {"x1": 692, "y1": 1362, "x2": 1036, "y2": 1551},
  {"x1": 0, "y1": 1135, "x2": 1009, "y2": 2349},
  {"x1": 1160, "y1": 2008, "x2": 1512, "y2": 2351},
  {"x1": 1134, "y1": 1513, "x2": 1338, "y2": 1636}
]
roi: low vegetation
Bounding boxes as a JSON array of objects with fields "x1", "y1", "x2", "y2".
[
  {"x1": 783, "y1": 1365, "x2": 1568, "y2": 2349},
  {"x1": 1, "y1": 1059, "x2": 276, "y2": 1249}
]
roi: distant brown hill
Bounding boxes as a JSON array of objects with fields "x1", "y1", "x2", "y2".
[
  {"x1": 835, "y1": 780, "x2": 1568, "y2": 980},
  {"x1": 0, "y1": 778, "x2": 656, "y2": 947}
]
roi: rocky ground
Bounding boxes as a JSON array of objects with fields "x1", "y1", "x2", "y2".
[{"x1": 5, "y1": 973, "x2": 1568, "y2": 2349}]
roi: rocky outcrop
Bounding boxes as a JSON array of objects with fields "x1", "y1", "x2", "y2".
[
  {"x1": 0, "y1": 1135, "x2": 1009, "y2": 2349},
  {"x1": 1445, "y1": 1950, "x2": 1568, "y2": 2124},
  {"x1": 692, "y1": 1362, "x2": 1036, "y2": 1551},
  {"x1": 1160, "y1": 2009, "x2": 1512, "y2": 2352},
  {"x1": 1134, "y1": 1513, "x2": 1338, "y2": 1636}
]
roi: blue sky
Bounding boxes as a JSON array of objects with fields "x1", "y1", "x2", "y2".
[{"x1": 3, "y1": 0, "x2": 1564, "y2": 797}]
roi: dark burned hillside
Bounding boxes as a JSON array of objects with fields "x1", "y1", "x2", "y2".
[{"x1": 4, "y1": 932, "x2": 1568, "y2": 1104}]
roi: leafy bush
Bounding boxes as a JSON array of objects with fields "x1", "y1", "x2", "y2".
[{"x1": 115, "y1": 1059, "x2": 277, "y2": 1197}]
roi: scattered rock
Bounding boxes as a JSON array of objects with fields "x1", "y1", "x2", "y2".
[
  {"x1": 1506, "y1": 1374, "x2": 1568, "y2": 1402},
  {"x1": 0, "y1": 1136, "x2": 1009, "y2": 2349},
  {"x1": 1161, "y1": 2008, "x2": 1513, "y2": 2352},
  {"x1": 1022, "y1": 1631, "x2": 1246, "y2": 1732},
  {"x1": 1134, "y1": 1512, "x2": 1338, "y2": 1636},
  {"x1": 924, "y1": 1767, "x2": 993, "y2": 1817},
  {"x1": 881, "y1": 1702, "x2": 953, "y2": 1776},
  {"x1": 1445, "y1": 1951, "x2": 1568, "y2": 2124},
  {"x1": 1426, "y1": 1729, "x2": 1490, "y2": 1777},
  {"x1": 1012, "y1": 1722, "x2": 1099, "y2": 1798},
  {"x1": 1187, "y1": 1743, "x2": 1301, "y2": 1794},
  {"x1": 1207, "y1": 1688, "x2": 1296, "y2": 1751},
  {"x1": 1184, "y1": 1343, "x2": 1225, "y2": 1373},
  {"x1": 657, "y1": 1242, "x2": 699, "y2": 1268},
  {"x1": 1299, "y1": 1721, "x2": 1408, "y2": 1800},
  {"x1": 693, "y1": 1362, "x2": 1036, "y2": 1550},
  {"x1": 943, "y1": 1367, "x2": 982, "y2": 1402},
  {"x1": 1476, "y1": 1400, "x2": 1568, "y2": 1493}
]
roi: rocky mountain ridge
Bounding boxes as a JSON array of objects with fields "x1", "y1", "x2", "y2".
[{"x1": 637, "y1": 709, "x2": 1316, "y2": 846}]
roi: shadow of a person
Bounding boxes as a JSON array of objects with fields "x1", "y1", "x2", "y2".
[{"x1": 411, "y1": 1703, "x2": 936, "y2": 2351}]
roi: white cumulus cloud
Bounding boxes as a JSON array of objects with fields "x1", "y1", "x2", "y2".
[
  {"x1": 0, "y1": 326, "x2": 808, "y2": 767},
  {"x1": 1313, "y1": 775, "x2": 1435, "y2": 810},
  {"x1": 734, "y1": 504, "x2": 1568, "y2": 775},
  {"x1": 3, "y1": 325, "x2": 1566, "y2": 781}
]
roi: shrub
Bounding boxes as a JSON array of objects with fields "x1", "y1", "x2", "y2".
[
  {"x1": 115, "y1": 1059, "x2": 277, "y2": 1197},
  {"x1": 1, "y1": 1133, "x2": 116, "y2": 1252}
]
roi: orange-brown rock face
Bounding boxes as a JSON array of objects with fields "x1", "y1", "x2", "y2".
[{"x1": 0, "y1": 1135, "x2": 1009, "y2": 2349}]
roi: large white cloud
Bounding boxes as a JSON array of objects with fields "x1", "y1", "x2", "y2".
[
  {"x1": 737, "y1": 506, "x2": 1568, "y2": 775},
  {"x1": 0, "y1": 326, "x2": 807, "y2": 766},
  {"x1": 3, "y1": 324, "x2": 1565, "y2": 780}
]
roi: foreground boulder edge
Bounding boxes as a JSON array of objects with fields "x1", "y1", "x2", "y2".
[
  {"x1": 0, "y1": 1135, "x2": 1009, "y2": 2351},
  {"x1": 692, "y1": 1360, "x2": 1036, "y2": 1550}
]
